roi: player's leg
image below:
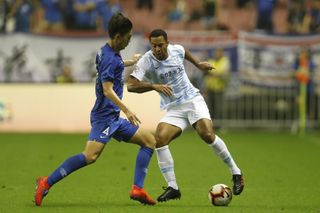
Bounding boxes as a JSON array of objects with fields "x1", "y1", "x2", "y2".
[
  {"x1": 128, "y1": 128, "x2": 155, "y2": 189},
  {"x1": 49, "y1": 140, "x2": 105, "y2": 185},
  {"x1": 34, "y1": 140, "x2": 105, "y2": 206},
  {"x1": 193, "y1": 118, "x2": 244, "y2": 195},
  {"x1": 155, "y1": 122, "x2": 182, "y2": 202},
  {"x1": 189, "y1": 95, "x2": 244, "y2": 195},
  {"x1": 114, "y1": 119, "x2": 156, "y2": 205},
  {"x1": 128, "y1": 128, "x2": 156, "y2": 205}
]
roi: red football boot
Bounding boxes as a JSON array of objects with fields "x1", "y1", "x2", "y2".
[
  {"x1": 34, "y1": 176, "x2": 50, "y2": 206},
  {"x1": 129, "y1": 185, "x2": 156, "y2": 205}
]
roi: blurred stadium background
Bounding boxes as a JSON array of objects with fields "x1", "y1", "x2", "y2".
[
  {"x1": 0, "y1": 0, "x2": 319, "y2": 133},
  {"x1": 0, "y1": 0, "x2": 320, "y2": 212}
]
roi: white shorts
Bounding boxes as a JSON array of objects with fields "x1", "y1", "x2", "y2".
[{"x1": 160, "y1": 95, "x2": 211, "y2": 131}]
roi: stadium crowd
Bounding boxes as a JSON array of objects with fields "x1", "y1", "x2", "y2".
[{"x1": 0, "y1": 0, "x2": 319, "y2": 34}]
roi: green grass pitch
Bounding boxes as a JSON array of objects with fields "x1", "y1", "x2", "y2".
[{"x1": 0, "y1": 130, "x2": 319, "y2": 213}]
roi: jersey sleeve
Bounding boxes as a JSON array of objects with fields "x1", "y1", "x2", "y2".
[
  {"x1": 131, "y1": 55, "x2": 151, "y2": 81},
  {"x1": 174, "y1": 44, "x2": 185, "y2": 58},
  {"x1": 100, "y1": 57, "x2": 118, "y2": 83}
]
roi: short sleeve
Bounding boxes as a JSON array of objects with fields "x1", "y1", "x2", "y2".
[
  {"x1": 131, "y1": 54, "x2": 152, "y2": 81},
  {"x1": 174, "y1": 44, "x2": 185, "y2": 58},
  {"x1": 100, "y1": 57, "x2": 118, "y2": 83}
]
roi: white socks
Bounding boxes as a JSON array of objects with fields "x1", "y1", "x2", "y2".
[
  {"x1": 209, "y1": 135, "x2": 241, "y2": 175},
  {"x1": 155, "y1": 135, "x2": 240, "y2": 190},
  {"x1": 155, "y1": 145, "x2": 178, "y2": 190}
]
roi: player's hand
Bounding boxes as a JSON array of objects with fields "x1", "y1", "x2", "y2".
[
  {"x1": 198, "y1": 61, "x2": 214, "y2": 72},
  {"x1": 132, "y1": 53, "x2": 141, "y2": 64},
  {"x1": 124, "y1": 110, "x2": 141, "y2": 126},
  {"x1": 153, "y1": 84, "x2": 173, "y2": 97},
  {"x1": 124, "y1": 54, "x2": 142, "y2": 67}
]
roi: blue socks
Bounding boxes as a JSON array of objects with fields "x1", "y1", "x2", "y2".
[
  {"x1": 46, "y1": 147, "x2": 153, "y2": 188},
  {"x1": 134, "y1": 147, "x2": 154, "y2": 188},
  {"x1": 47, "y1": 153, "x2": 87, "y2": 186}
]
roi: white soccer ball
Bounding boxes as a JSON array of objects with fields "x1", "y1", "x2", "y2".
[{"x1": 208, "y1": 183, "x2": 232, "y2": 206}]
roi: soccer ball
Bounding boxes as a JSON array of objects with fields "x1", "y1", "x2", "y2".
[{"x1": 208, "y1": 184, "x2": 232, "y2": 206}]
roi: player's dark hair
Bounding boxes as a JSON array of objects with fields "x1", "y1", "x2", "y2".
[
  {"x1": 149, "y1": 29, "x2": 168, "y2": 41},
  {"x1": 108, "y1": 13, "x2": 133, "y2": 39}
]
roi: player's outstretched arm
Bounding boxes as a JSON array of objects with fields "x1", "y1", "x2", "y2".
[
  {"x1": 103, "y1": 81, "x2": 141, "y2": 126},
  {"x1": 123, "y1": 54, "x2": 141, "y2": 67},
  {"x1": 184, "y1": 47, "x2": 214, "y2": 72},
  {"x1": 127, "y1": 76, "x2": 173, "y2": 96},
  {"x1": 127, "y1": 76, "x2": 154, "y2": 93}
]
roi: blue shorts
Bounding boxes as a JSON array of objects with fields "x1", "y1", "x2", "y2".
[{"x1": 88, "y1": 117, "x2": 138, "y2": 144}]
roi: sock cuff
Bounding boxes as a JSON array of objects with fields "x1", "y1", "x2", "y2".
[
  {"x1": 141, "y1": 146, "x2": 154, "y2": 155},
  {"x1": 209, "y1": 135, "x2": 221, "y2": 146},
  {"x1": 78, "y1": 153, "x2": 87, "y2": 166},
  {"x1": 155, "y1": 145, "x2": 169, "y2": 151}
]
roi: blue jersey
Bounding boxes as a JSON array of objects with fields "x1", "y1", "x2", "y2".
[{"x1": 90, "y1": 44, "x2": 125, "y2": 125}]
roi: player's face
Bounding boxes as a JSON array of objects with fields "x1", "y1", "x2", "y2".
[
  {"x1": 117, "y1": 30, "x2": 132, "y2": 50},
  {"x1": 150, "y1": 36, "x2": 168, "y2": 60}
]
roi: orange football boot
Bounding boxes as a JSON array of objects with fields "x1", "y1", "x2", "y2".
[
  {"x1": 34, "y1": 176, "x2": 50, "y2": 206},
  {"x1": 129, "y1": 185, "x2": 156, "y2": 205}
]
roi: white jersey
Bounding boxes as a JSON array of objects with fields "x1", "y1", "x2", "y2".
[{"x1": 131, "y1": 44, "x2": 199, "y2": 110}]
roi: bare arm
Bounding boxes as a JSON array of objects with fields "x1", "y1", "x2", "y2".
[
  {"x1": 123, "y1": 54, "x2": 141, "y2": 67},
  {"x1": 184, "y1": 48, "x2": 214, "y2": 72},
  {"x1": 103, "y1": 81, "x2": 141, "y2": 126},
  {"x1": 127, "y1": 76, "x2": 173, "y2": 96}
]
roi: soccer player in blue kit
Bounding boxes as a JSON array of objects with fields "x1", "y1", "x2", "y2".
[
  {"x1": 34, "y1": 13, "x2": 156, "y2": 206},
  {"x1": 127, "y1": 29, "x2": 244, "y2": 202}
]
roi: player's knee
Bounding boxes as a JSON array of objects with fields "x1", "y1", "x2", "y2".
[
  {"x1": 155, "y1": 134, "x2": 169, "y2": 148},
  {"x1": 144, "y1": 137, "x2": 156, "y2": 149},
  {"x1": 83, "y1": 152, "x2": 99, "y2": 164},
  {"x1": 201, "y1": 131, "x2": 215, "y2": 144},
  {"x1": 87, "y1": 155, "x2": 98, "y2": 164},
  {"x1": 140, "y1": 132, "x2": 156, "y2": 149}
]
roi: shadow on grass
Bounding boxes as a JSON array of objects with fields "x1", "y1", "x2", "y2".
[{"x1": 26, "y1": 200, "x2": 211, "y2": 209}]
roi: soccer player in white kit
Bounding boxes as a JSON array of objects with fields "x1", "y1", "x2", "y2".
[{"x1": 127, "y1": 29, "x2": 244, "y2": 202}]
